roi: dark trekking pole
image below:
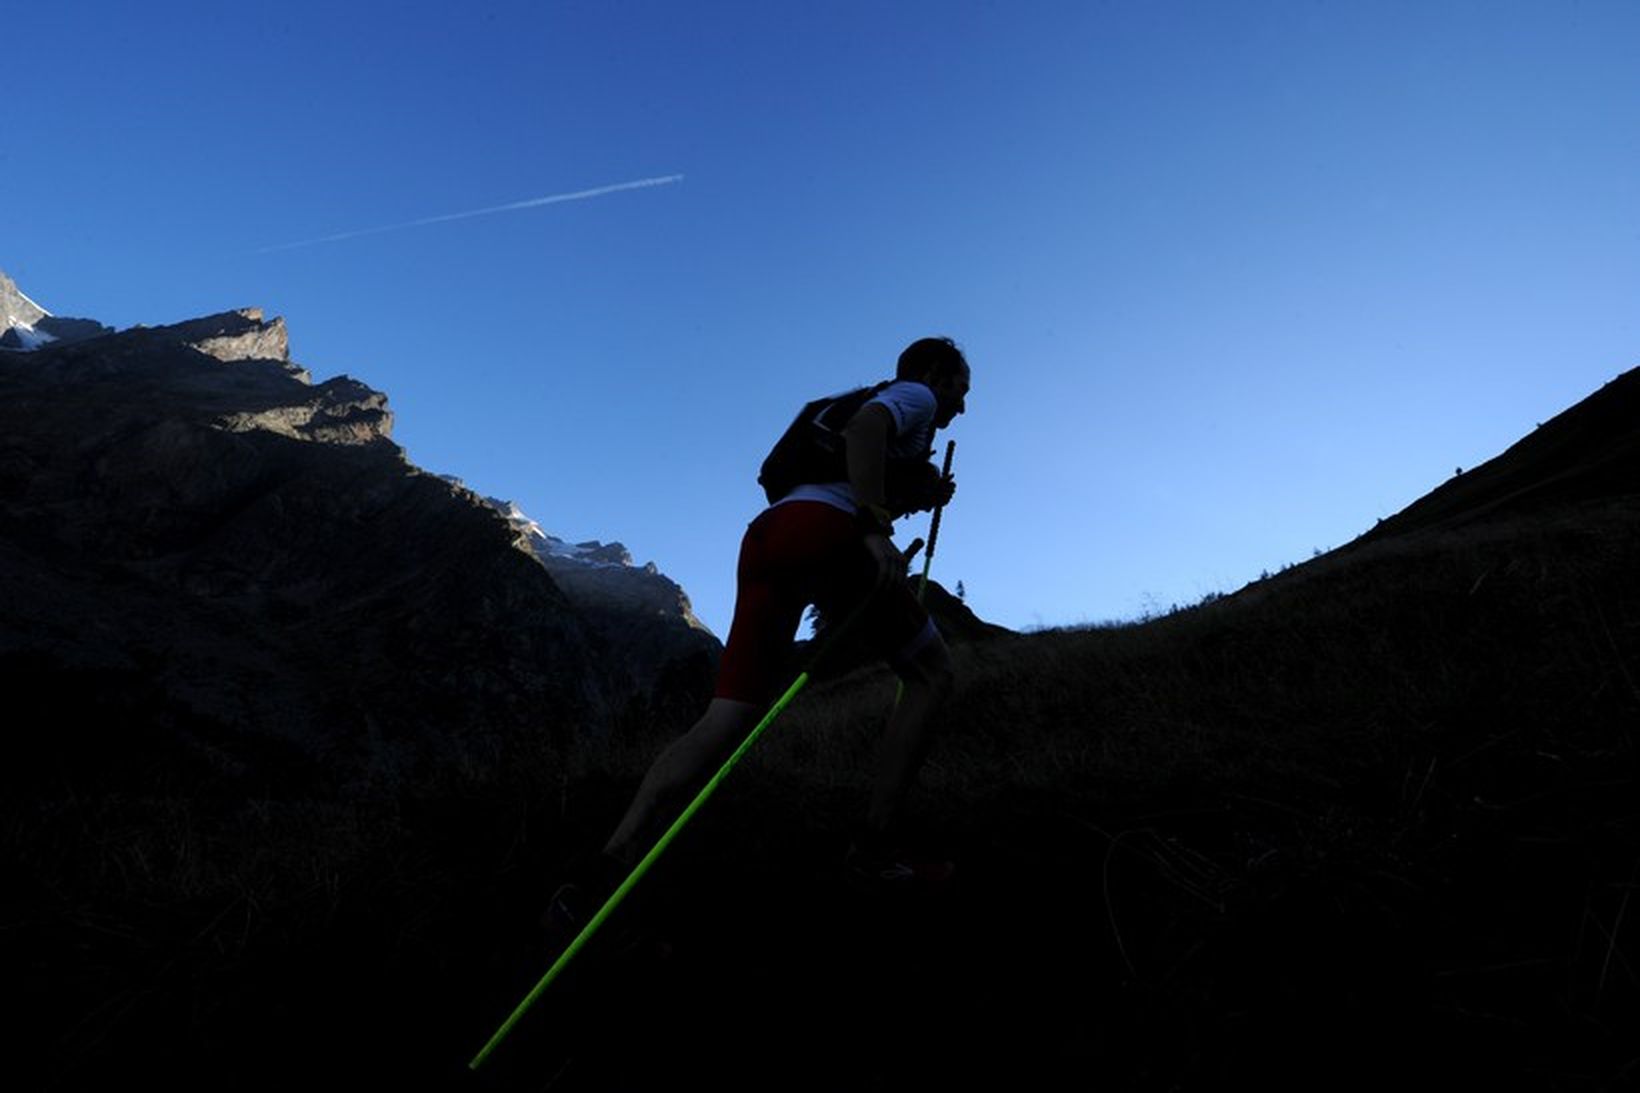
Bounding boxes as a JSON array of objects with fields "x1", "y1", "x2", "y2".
[
  {"x1": 469, "y1": 599, "x2": 875, "y2": 1070},
  {"x1": 893, "y1": 440, "x2": 955, "y2": 707},
  {"x1": 915, "y1": 440, "x2": 956, "y2": 603}
]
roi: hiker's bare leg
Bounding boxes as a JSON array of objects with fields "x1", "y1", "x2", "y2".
[
  {"x1": 603, "y1": 697, "x2": 761, "y2": 865},
  {"x1": 868, "y1": 633, "x2": 954, "y2": 834}
]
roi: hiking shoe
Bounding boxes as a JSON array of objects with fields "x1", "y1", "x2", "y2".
[
  {"x1": 845, "y1": 839, "x2": 956, "y2": 887},
  {"x1": 539, "y1": 879, "x2": 676, "y2": 967},
  {"x1": 539, "y1": 852, "x2": 627, "y2": 951},
  {"x1": 540, "y1": 853, "x2": 674, "y2": 965},
  {"x1": 541, "y1": 880, "x2": 594, "y2": 947}
]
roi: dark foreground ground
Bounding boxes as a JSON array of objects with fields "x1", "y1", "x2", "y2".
[
  {"x1": 12, "y1": 502, "x2": 1639, "y2": 1091},
  {"x1": 478, "y1": 772, "x2": 1638, "y2": 1093},
  {"x1": 13, "y1": 754, "x2": 1635, "y2": 1092}
]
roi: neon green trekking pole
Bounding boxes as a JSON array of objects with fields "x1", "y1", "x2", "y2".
[{"x1": 469, "y1": 599, "x2": 874, "y2": 1070}]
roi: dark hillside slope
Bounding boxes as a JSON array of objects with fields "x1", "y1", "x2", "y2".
[
  {"x1": 1357, "y1": 365, "x2": 1640, "y2": 543},
  {"x1": 696, "y1": 505, "x2": 1637, "y2": 1091},
  {"x1": 548, "y1": 367, "x2": 1638, "y2": 1090}
]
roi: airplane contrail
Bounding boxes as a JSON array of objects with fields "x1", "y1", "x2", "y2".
[{"x1": 254, "y1": 174, "x2": 685, "y2": 254}]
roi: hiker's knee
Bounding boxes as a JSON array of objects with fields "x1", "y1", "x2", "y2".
[
  {"x1": 681, "y1": 698, "x2": 760, "y2": 761},
  {"x1": 650, "y1": 699, "x2": 754, "y2": 783}
]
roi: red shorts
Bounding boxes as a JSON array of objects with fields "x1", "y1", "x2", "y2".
[{"x1": 713, "y1": 501, "x2": 936, "y2": 705}]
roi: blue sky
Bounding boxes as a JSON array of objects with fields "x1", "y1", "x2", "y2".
[{"x1": 6, "y1": 1, "x2": 1638, "y2": 636}]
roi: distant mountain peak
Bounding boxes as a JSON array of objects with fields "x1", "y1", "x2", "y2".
[
  {"x1": 467, "y1": 485, "x2": 714, "y2": 631},
  {"x1": 474, "y1": 493, "x2": 640, "y2": 570},
  {"x1": 440, "y1": 484, "x2": 720, "y2": 687},
  {"x1": 0, "y1": 268, "x2": 114, "y2": 350},
  {"x1": 1, "y1": 269, "x2": 51, "y2": 328}
]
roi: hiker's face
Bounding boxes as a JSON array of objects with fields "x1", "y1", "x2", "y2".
[{"x1": 928, "y1": 364, "x2": 970, "y2": 429}]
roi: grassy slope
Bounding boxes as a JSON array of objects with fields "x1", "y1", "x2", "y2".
[
  {"x1": 717, "y1": 497, "x2": 1639, "y2": 1090},
  {"x1": 12, "y1": 493, "x2": 1634, "y2": 1091}
]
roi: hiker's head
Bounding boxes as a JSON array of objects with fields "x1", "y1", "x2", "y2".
[{"x1": 897, "y1": 337, "x2": 969, "y2": 428}]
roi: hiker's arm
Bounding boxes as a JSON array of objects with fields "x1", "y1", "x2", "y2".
[
  {"x1": 843, "y1": 402, "x2": 894, "y2": 517},
  {"x1": 843, "y1": 402, "x2": 903, "y2": 589}
]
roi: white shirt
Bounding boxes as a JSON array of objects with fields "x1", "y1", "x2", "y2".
[{"x1": 775, "y1": 380, "x2": 937, "y2": 516}]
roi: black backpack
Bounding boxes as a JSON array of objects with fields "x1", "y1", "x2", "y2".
[{"x1": 757, "y1": 381, "x2": 935, "y2": 507}]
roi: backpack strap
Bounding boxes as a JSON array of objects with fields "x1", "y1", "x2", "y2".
[{"x1": 757, "y1": 381, "x2": 893, "y2": 504}]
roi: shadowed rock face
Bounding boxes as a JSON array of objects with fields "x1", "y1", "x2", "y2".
[
  {"x1": 535, "y1": 552, "x2": 718, "y2": 686},
  {"x1": 480, "y1": 498, "x2": 722, "y2": 710},
  {"x1": 0, "y1": 306, "x2": 624, "y2": 797}
]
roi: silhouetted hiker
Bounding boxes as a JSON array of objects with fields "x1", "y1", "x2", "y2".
[{"x1": 545, "y1": 337, "x2": 971, "y2": 940}]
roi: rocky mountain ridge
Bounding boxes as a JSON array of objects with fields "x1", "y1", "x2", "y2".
[{"x1": 0, "y1": 273, "x2": 717, "y2": 795}]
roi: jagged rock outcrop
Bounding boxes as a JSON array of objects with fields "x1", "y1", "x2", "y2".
[
  {"x1": 164, "y1": 308, "x2": 294, "y2": 367},
  {"x1": 920, "y1": 578, "x2": 1014, "y2": 643},
  {"x1": 0, "y1": 295, "x2": 631, "y2": 796}
]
